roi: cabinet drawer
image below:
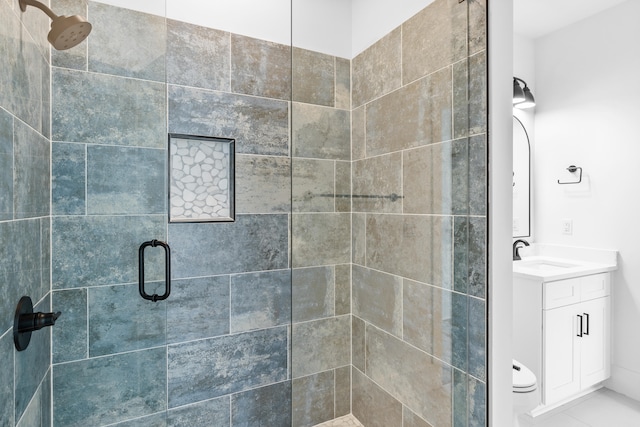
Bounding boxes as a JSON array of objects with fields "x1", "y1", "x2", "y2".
[
  {"x1": 580, "y1": 273, "x2": 610, "y2": 301},
  {"x1": 544, "y1": 277, "x2": 580, "y2": 309}
]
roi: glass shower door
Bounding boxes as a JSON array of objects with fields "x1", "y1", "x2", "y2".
[
  {"x1": 290, "y1": 0, "x2": 488, "y2": 426},
  {"x1": 50, "y1": 0, "x2": 294, "y2": 426}
]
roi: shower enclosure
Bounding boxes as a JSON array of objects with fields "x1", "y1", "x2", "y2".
[{"x1": 0, "y1": 0, "x2": 487, "y2": 426}]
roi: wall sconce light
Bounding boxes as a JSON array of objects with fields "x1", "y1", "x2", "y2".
[{"x1": 513, "y1": 77, "x2": 536, "y2": 109}]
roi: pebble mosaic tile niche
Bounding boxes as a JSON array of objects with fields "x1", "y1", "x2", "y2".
[{"x1": 169, "y1": 134, "x2": 235, "y2": 222}]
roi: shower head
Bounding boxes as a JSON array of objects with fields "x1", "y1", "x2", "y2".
[{"x1": 19, "y1": 0, "x2": 92, "y2": 50}]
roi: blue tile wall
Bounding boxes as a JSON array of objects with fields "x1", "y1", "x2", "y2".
[
  {"x1": 87, "y1": 145, "x2": 165, "y2": 215},
  {"x1": 52, "y1": 142, "x2": 86, "y2": 215},
  {"x1": 88, "y1": 2, "x2": 166, "y2": 81},
  {"x1": 0, "y1": 108, "x2": 13, "y2": 221},
  {"x1": 14, "y1": 119, "x2": 50, "y2": 219},
  {"x1": 168, "y1": 396, "x2": 230, "y2": 426},
  {"x1": 88, "y1": 284, "x2": 167, "y2": 356},
  {"x1": 231, "y1": 381, "x2": 292, "y2": 427},
  {"x1": 167, "y1": 276, "x2": 230, "y2": 344},
  {"x1": 52, "y1": 288, "x2": 88, "y2": 363},
  {"x1": 53, "y1": 348, "x2": 167, "y2": 426},
  {"x1": 52, "y1": 215, "x2": 166, "y2": 288},
  {"x1": 168, "y1": 85, "x2": 289, "y2": 156},
  {"x1": 168, "y1": 327, "x2": 288, "y2": 407},
  {"x1": 230, "y1": 270, "x2": 292, "y2": 333},
  {"x1": 0, "y1": 332, "x2": 15, "y2": 427},
  {"x1": 52, "y1": 68, "x2": 166, "y2": 146},
  {"x1": 0, "y1": 5, "x2": 52, "y2": 424},
  {"x1": 169, "y1": 214, "x2": 289, "y2": 278}
]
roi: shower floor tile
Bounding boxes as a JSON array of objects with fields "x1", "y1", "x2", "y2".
[{"x1": 314, "y1": 414, "x2": 364, "y2": 427}]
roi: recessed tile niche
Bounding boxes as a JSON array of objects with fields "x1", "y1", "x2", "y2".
[{"x1": 169, "y1": 133, "x2": 235, "y2": 222}]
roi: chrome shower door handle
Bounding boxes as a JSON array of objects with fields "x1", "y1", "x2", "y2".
[{"x1": 139, "y1": 240, "x2": 171, "y2": 302}]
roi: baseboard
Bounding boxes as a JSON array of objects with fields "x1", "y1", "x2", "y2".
[
  {"x1": 606, "y1": 365, "x2": 640, "y2": 402},
  {"x1": 528, "y1": 384, "x2": 602, "y2": 418}
]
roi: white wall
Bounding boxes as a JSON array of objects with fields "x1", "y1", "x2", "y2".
[{"x1": 532, "y1": 0, "x2": 640, "y2": 400}]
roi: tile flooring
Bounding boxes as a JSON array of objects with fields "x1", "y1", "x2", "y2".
[
  {"x1": 314, "y1": 414, "x2": 364, "y2": 427},
  {"x1": 520, "y1": 388, "x2": 640, "y2": 427},
  {"x1": 313, "y1": 388, "x2": 640, "y2": 427}
]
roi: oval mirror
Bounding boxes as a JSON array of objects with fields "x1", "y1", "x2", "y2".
[{"x1": 513, "y1": 115, "x2": 530, "y2": 238}]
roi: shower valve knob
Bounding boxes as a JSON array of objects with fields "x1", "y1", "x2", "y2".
[{"x1": 13, "y1": 296, "x2": 62, "y2": 352}]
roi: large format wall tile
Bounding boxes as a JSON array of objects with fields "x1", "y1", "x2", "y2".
[
  {"x1": 236, "y1": 154, "x2": 291, "y2": 213},
  {"x1": 292, "y1": 103, "x2": 350, "y2": 161},
  {"x1": 0, "y1": 333, "x2": 14, "y2": 427},
  {"x1": 351, "y1": 106, "x2": 366, "y2": 161},
  {"x1": 88, "y1": 2, "x2": 166, "y2": 81},
  {"x1": 469, "y1": 134, "x2": 487, "y2": 216},
  {"x1": 403, "y1": 139, "x2": 470, "y2": 215},
  {"x1": 230, "y1": 270, "x2": 291, "y2": 333},
  {"x1": 231, "y1": 381, "x2": 292, "y2": 427},
  {"x1": 168, "y1": 276, "x2": 230, "y2": 344},
  {"x1": 169, "y1": 85, "x2": 289, "y2": 156},
  {"x1": 366, "y1": 67, "x2": 452, "y2": 157},
  {"x1": 352, "y1": 316, "x2": 366, "y2": 373},
  {"x1": 292, "y1": 158, "x2": 336, "y2": 212},
  {"x1": 52, "y1": 68, "x2": 166, "y2": 147},
  {"x1": 53, "y1": 348, "x2": 167, "y2": 426},
  {"x1": 352, "y1": 368, "x2": 402, "y2": 427},
  {"x1": 402, "y1": 0, "x2": 467, "y2": 83},
  {"x1": 52, "y1": 288, "x2": 88, "y2": 363},
  {"x1": 293, "y1": 47, "x2": 335, "y2": 107},
  {"x1": 167, "y1": 19, "x2": 230, "y2": 91},
  {"x1": 168, "y1": 327, "x2": 288, "y2": 407},
  {"x1": 335, "y1": 264, "x2": 351, "y2": 316},
  {"x1": 88, "y1": 284, "x2": 166, "y2": 356},
  {"x1": 0, "y1": 2, "x2": 48, "y2": 135},
  {"x1": 168, "y1": 396, "x2": 230, "y2": 427},
  {"x1": 335, "y1": 57, "x2": 351, "y2": 110},
  {"x1": 352, "y1": 27, "x2": 402, "y2": 108},
  {"x1": 0, "y1": 219, "x2": 44, "y2": 333},
  {"x1": 453, "y1": 51, "x2": 487, "y2": 139},
  {"x1": 469, "y1": 376, "x2": 486, "y2": 427},
  {"x1": 403, "y1": 279, "x2": 453, "y2": 364},
  {"x1": 14, "y1": 118, "x2": 50, "y2": 219},
  {"x1": 292, "y1": 371, "x2": 334, "y2": 427},
  {"x1": 292, "y1": 266, "x2": 335, "y2": 323},
  {"x1": 292, "y1": 213, "x2": 350, "y2": 268},
  {"x1": 335, "y1": 365, "x2": 351, "y2": 417},
  {"x1": 404, "y1": 407, "x2": 432, "y2": 427},
  {"x1": 52, "y1": 215, "x2": 166, "y2": 288},
  {"x1": 292, "y1": 315, "x2": 350, "y2": 378},
  {"x1": 87, "y1": 145, "x2": 165, "y2": 215},
  {"x1": 0, "y1": 109, "x2": 13, "y2": 221},
  {"x1": 366, "y1": 325, "x2": 453, "y2": 427},
  {"x1": 352, "y1": 152, "x2": 402, "y2": 213},
  {"x1": 469, "y1": 297, "x2": 486, "y2": 381},
  {"x1": 169, "y1": 214, "x2": 288, "y2": 278},
  {"x1": 52, "y1": 142, "x2": 85, "y2": 215},
  {"x1": 366, "y1": 214, "x2": 453, "y2": 287},
  {"x1": 231, "y1": 34, "x2": 291, "y2": 100},
  {"x1": 352, "y1": 265, "x2": 402, "y2": 337}
]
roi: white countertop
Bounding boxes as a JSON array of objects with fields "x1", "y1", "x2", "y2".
[{"x1": 513, "y1": 255, "x2": 617, "y2": 281}]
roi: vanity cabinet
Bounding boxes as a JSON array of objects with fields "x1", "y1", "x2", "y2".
[{"x1": 513, "y1": 271, "x2": 611, "y2": 413}]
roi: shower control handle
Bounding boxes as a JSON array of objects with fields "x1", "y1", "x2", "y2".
[{"x1": 14, "y1": 296, "x2": 62, "y2": 352}]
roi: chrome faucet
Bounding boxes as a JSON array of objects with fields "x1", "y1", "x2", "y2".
[{"x1": 513, "y1": 239, "x2": 530, "y2": 261}]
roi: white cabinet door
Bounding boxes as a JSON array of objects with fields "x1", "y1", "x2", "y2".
[
  {"x1": 580, "y1": 297, "x2": 610, "y2": 388},
  {"x1": 543, "y1": 304, "x2": 581, "y2": 404}
]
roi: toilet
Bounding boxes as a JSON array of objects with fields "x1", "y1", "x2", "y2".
[{"x1": 512, "y1": 359, "x2": 539, "y2": 427}]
